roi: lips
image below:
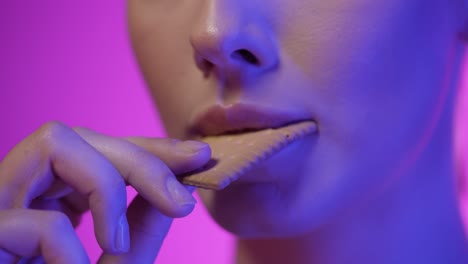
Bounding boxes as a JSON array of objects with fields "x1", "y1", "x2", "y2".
[{"x1": 189, "y1": 103, "x2": 314, "y2": 136}]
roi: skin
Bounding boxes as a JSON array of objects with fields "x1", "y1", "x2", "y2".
[
  {"x1": 0, "y1": 123, "x2": 211, "y2": 263},
  {"x1": 0, "y1": 0, "x2": 467, "y2": 263},
  {"x1": 127, "y1": 0, "x2": 468, "y2": 263}
]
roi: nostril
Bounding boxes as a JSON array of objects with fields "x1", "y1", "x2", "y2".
[{"x1": 231, "y1": 49, "x2": 260, "y2": 65}]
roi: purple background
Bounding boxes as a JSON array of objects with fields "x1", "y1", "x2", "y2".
[
  {"x1": 0, "y1": 1, "x2": 233, "y2": 263},
  {"x1": 0, "y1": 1, "x2": 466, "y2": 263}
]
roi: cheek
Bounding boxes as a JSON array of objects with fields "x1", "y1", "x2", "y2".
[
  {"x1": 288, "y1": 15, "x2": 453, "y2": 197},
  {"x1": 128, "y1": 4, "x2": 210, "y2": 138}
]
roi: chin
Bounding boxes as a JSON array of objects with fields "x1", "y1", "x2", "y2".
[
  {"x1": 197, "y1": 178, "x2": 321, "y2": 239},
  {"x1": 196, "y1": 137, "x2": 322, "y2": 238}
]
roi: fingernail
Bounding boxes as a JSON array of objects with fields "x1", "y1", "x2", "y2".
[
  {"x1": 177, "y1": 140, "x2": 209, "y2": 154},
  {"x1": 166, "y1": 177, "x2": 197, "y2": 206},
  {"x1": 115, "y1": 214, "x2": 130, "y2": 253}
]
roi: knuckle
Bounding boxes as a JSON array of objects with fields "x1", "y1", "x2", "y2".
[
  {"x1": 35, "y1": 121, "x2": 73, "y2": 150},
  {"x1": 71, "y1": 126, "x2": 93, "y2": 135},
  {"x1": 44, "y1": 211, "x2": 73, "y2": 232},
  {"x1": 106, "y1": 174, "x2": 126, "y2": 193},
  {"x1": 131, "y1": 148, "x2": 154, "y2": 164}
]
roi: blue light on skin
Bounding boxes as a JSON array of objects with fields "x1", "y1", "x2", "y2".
[{"x1": 128, "y1": 0, "x2": 468, "y2": 263}]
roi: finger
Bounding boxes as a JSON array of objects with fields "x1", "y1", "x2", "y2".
[
  {"x1": 73, "y1": 127, "x2": 209, "y2": 217},
  {"x1": 0, "y1": 209, "x2": 89, "y2": 264},
  {"x1": 99, "y1": 186, "x2": 197, "y2": 263},
  {"x1": 124, "y1": 136, "x2": 212, "y2": 175},
  {"x1": 98, "y1": 195, "x2": 174, "y2": 264},
  {"x1": 29, "y1": 198, "x2": 82, "y2": 228},
  {"x1": 0, "y1": 122, "x2": 129, "y2": 254}
]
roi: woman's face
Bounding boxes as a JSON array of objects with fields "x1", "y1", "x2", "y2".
[{"x1": 128, "y1": 0, "x2": 463, "y2": 237}]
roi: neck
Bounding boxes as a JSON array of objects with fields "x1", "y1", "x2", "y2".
[{"x1": 235, "y1": 101, "x2": 468, "y2": 264}]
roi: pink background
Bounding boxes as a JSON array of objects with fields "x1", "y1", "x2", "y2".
[{"x1": 0, "y1": 1, "x2": 466, "y2": 263}]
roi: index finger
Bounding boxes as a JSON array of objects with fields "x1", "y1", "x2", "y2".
[
  {"x1": 124, "y1": 136, "x2": 212, "y2": 175},
  {"x1": 72, "y1": 127, "x2": 209, "y2": 217}
]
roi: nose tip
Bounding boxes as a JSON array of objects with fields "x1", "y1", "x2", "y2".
[{"x1": 190, "y1": 26, "x2": 278, "y2": 76}]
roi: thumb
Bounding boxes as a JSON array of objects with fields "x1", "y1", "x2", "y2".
[{"x1": 98, "y1": 192, "x2": 194, "y2": 264}]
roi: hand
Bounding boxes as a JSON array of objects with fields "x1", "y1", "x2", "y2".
[{"x1": 0, "y1": 121, "x2": 211, "y2": 263}]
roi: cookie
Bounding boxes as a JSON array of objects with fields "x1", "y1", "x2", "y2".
[{"x1": 178, "y1": 121, "x2": 317, "y2": 190}]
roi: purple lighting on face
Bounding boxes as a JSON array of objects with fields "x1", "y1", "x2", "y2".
[{"x1": 0, "y1": 1, "x2": 467, "y2": 263}]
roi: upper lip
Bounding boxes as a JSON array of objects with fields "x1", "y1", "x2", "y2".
[{"x1": 189, "y1": 103, "x2": 314, "y2": 136}]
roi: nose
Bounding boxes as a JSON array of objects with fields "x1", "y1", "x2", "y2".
[{"x1": 189, "y1": 2, "x2": 279, "y2": 79}]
